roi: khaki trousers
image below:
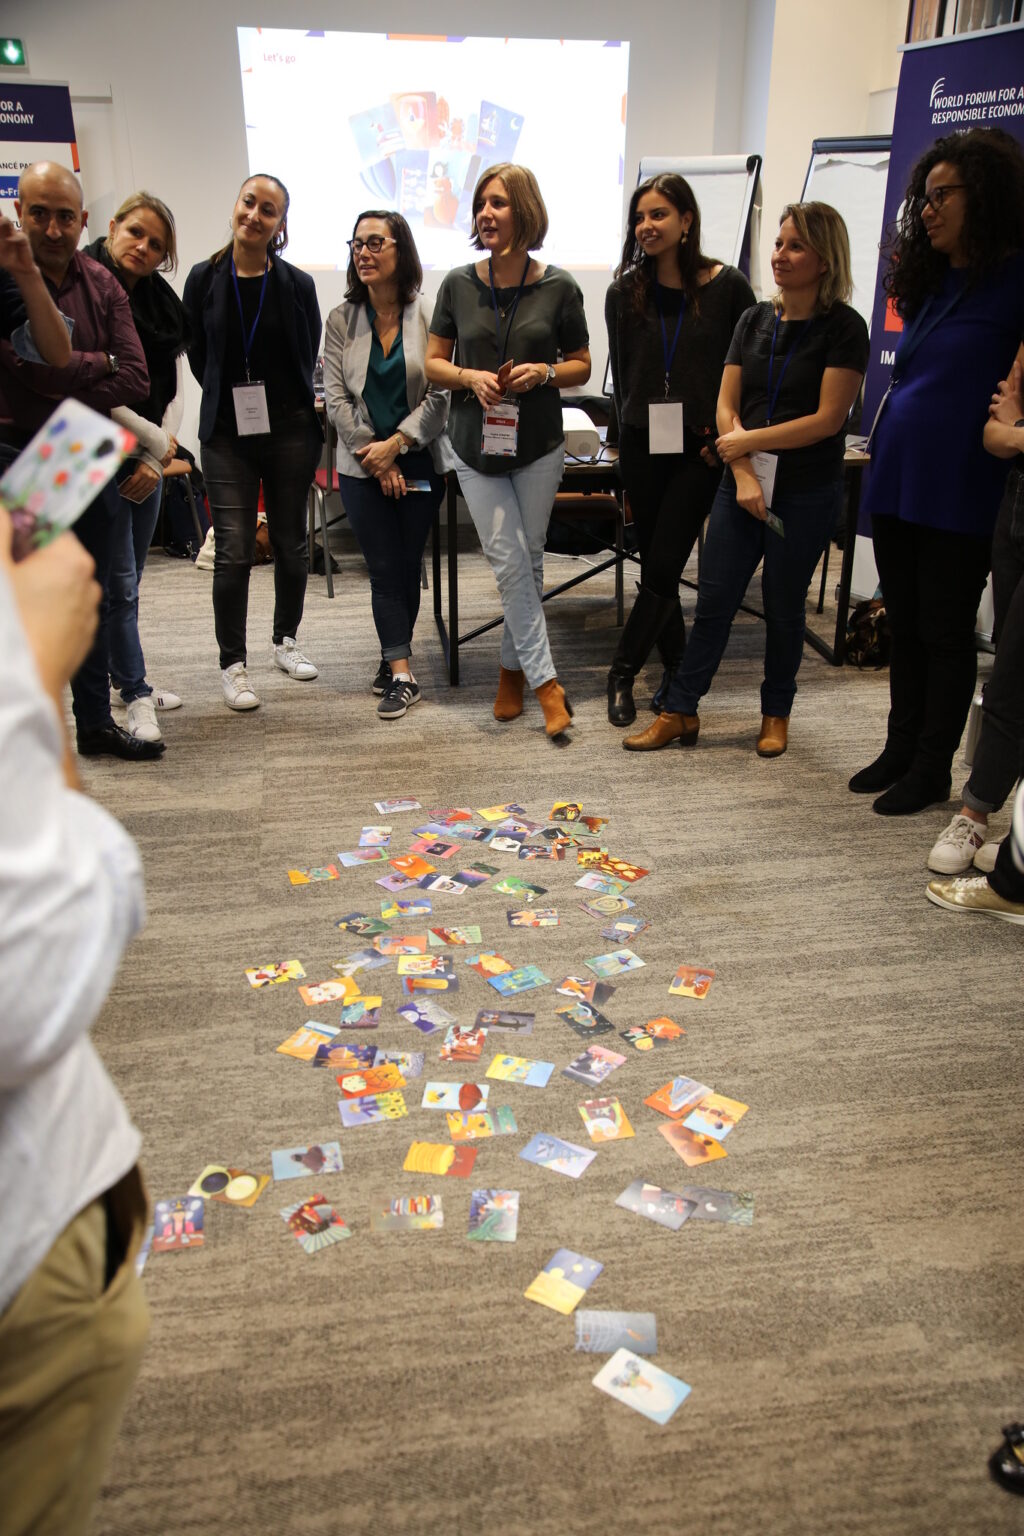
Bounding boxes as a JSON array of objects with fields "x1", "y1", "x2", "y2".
[{"x1": 0, "y1": 1166, "x2": 150, "y2": 1536}]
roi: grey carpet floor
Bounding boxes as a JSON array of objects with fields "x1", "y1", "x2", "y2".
[{"x1": 80, "y1": 535, "x2": 1024, "y2": 1536}]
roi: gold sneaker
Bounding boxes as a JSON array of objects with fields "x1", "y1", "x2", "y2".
[{"x1": 926, "y1": 875, "x2": 1024, "y2": 925}]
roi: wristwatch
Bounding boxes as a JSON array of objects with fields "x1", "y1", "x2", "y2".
[
  {"x1": 545, "y1": 364, "x2": 557, "y2": 384},
  {"x1": 106, "y1": 352, "x2": 119, "y2": 375},
  {"x1": 395, "y1": 433, "x2": 410, "y2": 454}
]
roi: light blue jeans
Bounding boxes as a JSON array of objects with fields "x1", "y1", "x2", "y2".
[
  {"x1": 453, "y1": 443, "x2": 564, "y2": 688},
  {"x1": 108, "y1": 478, "x2": 163, "y2": 702}
]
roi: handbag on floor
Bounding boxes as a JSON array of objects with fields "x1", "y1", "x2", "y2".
[{"x1": 845, "y1": 596, "x2": 891, "y2": 668}]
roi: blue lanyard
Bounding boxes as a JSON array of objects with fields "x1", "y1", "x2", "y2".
[
  {"x1": 230, "y1": 256, "x2": 270, "y2": 382},
  {"x1": 488, "y1": 254, "x2": 532, "y2": 368},
  {"x1": 766, "y1": 310, "x2": 812, "y2": 425},
  {"x1": 654, "y1": 288, "x2": 687, "y2": 399},
  {"x1": 892, "y1": 284, "x2": 965, "y2": 380}
]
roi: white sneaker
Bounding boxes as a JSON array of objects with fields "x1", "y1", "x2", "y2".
[
  {"x1": 927, "y1": 813, "x2": 987, "y2": 874},
  {"x1": 222, "y1": 662, "x2": 260, "y2": 711},
  {"x1": 125, "y1": 696, "x2": 162, "y2": 742},
  {"x1": 973, "y1": 837, "x2": 1002, "y2": 874},
  {"x1": 273, "y1": 637, "x2": 318, "y2": 680},
  {"x1": 194, "y1": 527, "x2": 215, "y2": 571},
  {"x1": 113, "y1": 686, "x2": 181, "y2": 711}
]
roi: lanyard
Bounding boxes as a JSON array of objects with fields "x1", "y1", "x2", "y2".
[
  {"x1": 230, "y1": 255, "x2": 270, "y2": 382},
  {"x1": 654, "y1": 288, "x2": 686, "y2": 399},
  {"x1": 488, "y1": 254, "x2": 532, "y2": 368},
  {"x1": 765, "y1": 310, "x2": 813, "y2": 425},
  {"x1": 892, "y1": 283, "x2": 964, "y2": 380}
]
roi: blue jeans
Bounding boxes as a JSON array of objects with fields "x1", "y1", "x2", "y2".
[
  {"x1": 108, "y1": 478, "x2": 163, "y2": 702},
  {"x1": 664, "y1": 474, "x2": 843, "y2": 719},
  {"x1": 339, "y1": 449, "x2": 444, "y2": 662},
  {"x1": 453, "y1": 444, "x2": 564, "y2": 688}
]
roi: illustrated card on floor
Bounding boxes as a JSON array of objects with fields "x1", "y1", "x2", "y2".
[
  {"x1": 507, "y1": 908, "x2": 559, "y2": 927},
  {"x1": 578, "y1": 1097, "x2": 634, "y2": 1142},
  {"x1": 336, "y1": 1063, "x2": 405, "y2": 1098},
  {"x1": 152, "y1": 1196, "x2": 204, "y2": 1253},
  {"x1": 272, "y1": 1143, "x2": 344, "y2": 1181},
  {"x1": 593, "y1": 1349, "x2": 690, "y2": 1424},
  {"x1": 396, "y1": 954, "x2": 457, "y2": 980},
  {"x1": 580, "y1": 894, "x2": 635, "y2": 918},
  {"x1": 403, "y1": 1141, "x2": 478, "y2": 1177},
  {"x1": 376, "y1": 871, "x2": 418, "y2": 893},
  {"x1": 429, "y1": 806, "x2": 474, "y2": 825},
  {"x1": 381, "y1": 895, "x2": 432, "y2": 920},
  {"x1": 486, "y1": 1052, "x2": 554, "y2": 1087},
  {"x1": 557, "y1": 975, "x2": 616, "y2": 1007},
  {"x1": 371, "y1": 1194, "x2": 443, "y2": 1232},
  {"x1": 615, "y1": 1179, "x2": 697, "y2": 1230},
  {"x1": 678, "y1": 1186, "x2": 755, "y2": 1225},
  {"x1": 403, "y1": 975, "x2": 459, "y2": 999},
  {"x1": 576, "y1": 846, "x2": 609, "y2": 867},
  {"x1": 421, "y1": 1081, "x2": 489, "y2": 1111},
  {"x1": 189, "y1": 1166, "x2": 270, "y2": 1207},
  {"x1": 397, "y1": 998, "x2": 456, "y2": 1035},
  {"x1": 497, "y1": 815, "x2": 544, "y2": 836},
  {"x1": 549, "y1": 800, "x2": 583, "y2": 822},
  {"x1": 487, "y1": 965, "x2": 550, "y2": 997},
  {"x1": 373, "y1": 798, "x2": 421, "y2": 814},
  {"x1": 298, "y1": 977, "x2": 358, "y2": 1007},
  {"x1": 585, "y1": 949, "x2": 644, "y2": 979},
  {"x1": 467, "y1": 1188, "x2": 519, "y2": 1242},
  {"x1": 439, "y1": 1024, "x2": 488, "y2": 1062},
  {"x1": 428, "y1": 925, "x2": 482, "y2": 947},
  {"x1": 575, "y1": 1311, "x2": 657, "y2": 1356},
  {"x1": 457, "y1": 865, "x2": 496, "y2": 887},
  {"x1": 288, "y1": 865, "x2": 339, "y2": 884},
  {"x1": 335, "y1": 911, "x2": 391, "y2": 937},
  {"x1": 576, "y1": 873, "x2": 626, "y2": 897},
  {"x1": 621, "y1": 1017, "x2": 685, "y2": 1052},
  {"x1": 477, "y1": 802, "x2": 527, "y2": 822},
  {"x1": 359, "y1": 825, "x2": 392, "y2": 846},
  {"x1": 669, "y1": 965, "x2": 715, "y2": 999},
  {"x1": 492, "y1": 875, "x2": 546, "y2": 902},
  {"x1": 519, "y1": 1133, "x2": 596, "y2": 1179},
  {"x1": 447, "y1": 1106, "x2": 518, "y2": 1141},
  {"x1": 465, "y1": 951, "x2": 513, "y2": 979},
  {"x1": 374, "y1": 933, "x2": 428, "y2": 955},
  {"x1": 601, "y1": 916, "x2": 651, "y2": 942},
  {"x1": 313, "y1": 1041, "x2": 375, "y2": 1071},
  {"x1": 475, "y1": 1008, "x2": 533, "y2": 1035},
  {"x1": 517, "y1": 844, "x2": 562, "y2": 863},
  {"x1": 277, "y1": 1022, "x2": 338, "y2": 1061},
  {"x1": 562, "y1": 1045, "x2": 627, "y2": 1087},
  {"x1": 597, "y1": 856, "x2": 650, "y2": 884},
  {"x1": 338, "y1": 995, "x2": 383, "y2": 1028},
  {"x1": 684, "y1": 1093, "x2": 749, "y2": 1141},
  {"x1": 417, "y1": 874, "x2": 469, "y2": 895},
  {"x1": 525, "y1": 1249, "x2": 603, "y2": 1315},
  {"x1": 659, "y1": 1123, "x2": 727, "y2": 1167},
  {"x1": 374, "y1": 1050, "x2": 424, "y2": 1078},
  {"x1": 644, "y1": 1077, "x2": 712, "y2": 1120},
  {"x1": 389, "y1": 854, "x2": 436, "y2": 879},
  {"x1": 280, "y1": 1196, "x2": 351, "y2": 1254},
  {"x1": 246, "y1": 959, "x2": 305, "y2": 989},
  {"x1": 555, "y1": 1001, "x2": 614, "y2": 1038},
  {"x1": 490, "y1": 835, "x2": 526, "y2": 854},
  {"x1": 338, "y1": 1090, "x2": 407, "y2": 1126},
  {"x1": 338, "y1": 848, "x2": 387, "y2": 868},
  {"x1": 334, "y1": 949, "x2": 392, "y2": 979}
]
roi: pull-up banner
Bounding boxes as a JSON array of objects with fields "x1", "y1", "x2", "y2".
[
  {"x1": 0, "y1": 80, "x2": 78, "y2": 220},
  {"x1": 862, "y1": 26, "x2": 1024, "y2": 423}
]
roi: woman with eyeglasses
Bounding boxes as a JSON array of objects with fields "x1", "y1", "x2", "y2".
[
  {"x1": 624, "y1": 202, "x2": 868, "y2": 758},
  {"x1": 324, "y1": 211, "x2": 449, "y2": 719},
  {"x1": 425, "y1": 163, "x2": 591, "y2": 739},
  {"x1": 182, "y1": 173, "x2": 322, "y2": 712},
  {"x1": 852, "y1": 128, "x2": 1024, "y2": 816}
]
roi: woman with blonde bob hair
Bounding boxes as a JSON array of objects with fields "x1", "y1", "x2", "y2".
[
  {"x1": 625, "y1": 200, "x2": 868, "y2": 758},
  {"x1": 426, "y1": 162, "x2": 591, "y2": 738}
]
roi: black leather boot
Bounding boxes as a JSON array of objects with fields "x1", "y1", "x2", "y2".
[{"x1": 607, "y1": 668, "x2": 636, "y2": 727}]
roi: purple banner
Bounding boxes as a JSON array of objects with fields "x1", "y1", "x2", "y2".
[
  {"x1": 862, "y1": 28, "x2": 1024, "y2": 422},
  {"x1": 0, "y1": 82, "x2": 77, "y2": 207}
]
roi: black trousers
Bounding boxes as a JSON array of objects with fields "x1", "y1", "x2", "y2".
[
  {"x1": 964, "y1": 467, "x2": 1024, "y2": 813},
  {"x1": 617, "y1": 425, "x2": 721, "y2": 599}
]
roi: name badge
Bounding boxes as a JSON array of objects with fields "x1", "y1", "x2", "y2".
[
  {"x1": 481, "y1": 400, "x2": 520, "y2": 457},
  {"x1": 648, "y1": 400, "x2": 684, "y2": 455},
  {"x1": 233, "y1": 381, "x2": 271, "y2": 436},
  {"x1": 748, "y1": 451, "x2": 778, "y2": 509}
]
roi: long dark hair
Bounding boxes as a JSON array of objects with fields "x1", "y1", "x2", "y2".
[
  {"x1": 211, "y1": 173, "x2": 290, "y2": 267},
  {"x1": 883, "y1": 128, "x2": 1024, "y2": 319},
  {"x1": 614, "y1": 173, "x2": 719, "y2": 316},
  {"x1": 344, "y1": 209, "x2": 422, "y2": 307}
]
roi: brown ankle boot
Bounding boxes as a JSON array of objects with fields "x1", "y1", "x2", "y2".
[
  {"x1": 494, "y1": 667, "x2": 525, "y2": 721},
  {"x1": 756, "y1": 715, "x2": 788, "y2": 757},
  {"x1": 534, "y1": 678, "x2": 574, "y2": 736},
  {"x1": 623, "y1": 711, "x2": 699, "y2": 751}
]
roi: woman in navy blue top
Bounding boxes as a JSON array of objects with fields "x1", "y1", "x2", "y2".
[{"x1": 852, "y1": 128, "x2": 1024, "y2": 815}]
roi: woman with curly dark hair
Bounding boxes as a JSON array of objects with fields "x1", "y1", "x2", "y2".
[
  {"x1": 851, "y1": 128, "x2": 1024, "y2": 815},
  {"x1": 603, "y1": 174, "x2": 754, "y2": 726}
]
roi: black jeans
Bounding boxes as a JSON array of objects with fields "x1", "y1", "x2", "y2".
[
  {"x1": 71, "y1": 478, "x2": 121, "y2": 734},
  {"x1": 871, "y1": 514, "x2": 992, "y2": 782},
  {"x1": 201, "y1": 413, "x2": 322, "y2": 669},
  {"x1": 964, "y1": 466, "x2": 1024, "y2": 814},
  {"x1": 617, "y1": 425, "x2": 721, "y2": 598},
  {"x1": 338, "y1": 449, "x2": 444, "y2": 661}
]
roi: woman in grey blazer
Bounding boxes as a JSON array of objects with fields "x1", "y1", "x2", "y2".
[{"x1": 324, "y1": 210, "x2": 450, "y2": 719}]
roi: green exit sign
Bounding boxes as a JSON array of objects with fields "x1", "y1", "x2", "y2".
[{"x1": 0, "y1": 39, "x2": 27, "y2": 68}]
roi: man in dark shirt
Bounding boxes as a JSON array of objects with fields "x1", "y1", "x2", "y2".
[
  {"x1": 2, "y1": 161, "x2": 161, "y2": 762},
  {"x1": 0, "y1": 216, "x2": 73, "y2": 372}
]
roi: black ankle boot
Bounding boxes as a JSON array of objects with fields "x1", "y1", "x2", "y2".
[{"x1": 607, "y1": 669, "x2": 636, "y2": 727}]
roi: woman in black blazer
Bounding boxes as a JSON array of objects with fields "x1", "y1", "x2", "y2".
[{"x1": 182, "y1": 173, "x2": 323, "y2": 711}]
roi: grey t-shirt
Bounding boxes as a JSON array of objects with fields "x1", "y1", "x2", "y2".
[{"x1": 430, "y1": 263, "x2": 589, "y2": 473}]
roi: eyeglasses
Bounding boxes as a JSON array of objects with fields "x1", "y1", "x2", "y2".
[
  {"x1": 916, "y1": 184, "x2": 965, "y2": 214},
  {"x1": 347, "y1": 236, "x2": 395, "y2": 255}
]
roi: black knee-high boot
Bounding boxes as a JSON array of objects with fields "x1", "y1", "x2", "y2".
[{"x1": 608, "y1": 587, "x2": 680, "y2": 726}]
